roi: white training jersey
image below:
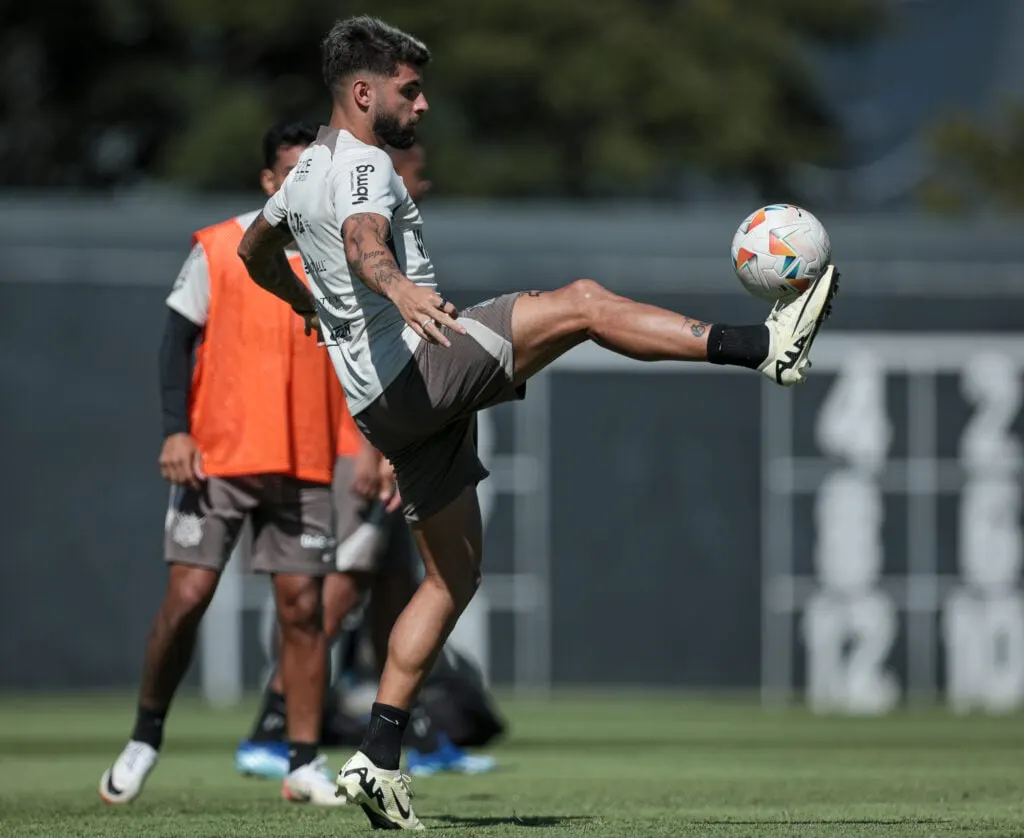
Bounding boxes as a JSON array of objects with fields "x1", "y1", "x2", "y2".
[
  {"x1": 166, "y1": 241, "x2": 211, "y2": 326},
  {"x1": 262, "y1": 127, "x2": 435, "y2": 415},
  {"x1": 164, "y1": 210, "x2": 263, "y2": 327}
]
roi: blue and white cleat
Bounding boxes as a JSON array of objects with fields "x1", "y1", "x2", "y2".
[
  {"x1": 405, "y1": 735, "x2": 497, "y2": 777},
  {"x1": 235, "y1": 740, "x2": 290, "y2": 780}
]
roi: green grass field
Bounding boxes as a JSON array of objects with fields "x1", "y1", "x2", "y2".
[{"x1": 0, "y1": 692, "x2": 1022, "y2": 837}]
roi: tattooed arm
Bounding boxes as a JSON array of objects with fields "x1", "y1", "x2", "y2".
[
  {"x1": 342, "y1": 212, "x2": 464, "y2": 345},
  {"x1": 341, "y1": 212, "x2": 413, "y2": 299},
  {"x1": 237, "y1": 214, "x2": 316, "y2": 315}
]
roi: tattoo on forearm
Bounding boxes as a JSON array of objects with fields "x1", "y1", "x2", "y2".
[
  {"x1": 685, "y1": 318, "x2": 708, "y2": 338},
  {"x1": 351, "y1": 249, "x2": 388, "y2": 271},
  {"x1": 343, "y1": 213, "x2": 409, "y2": 297}
]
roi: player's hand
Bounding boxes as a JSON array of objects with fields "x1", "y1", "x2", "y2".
[
  {"x1": 300, "y1": 311, "x2": 320, "y2": 338},
  {"x1": 378, "y1": 457, "x2": 402, "y2": 514},
  {"x1": 391, "y1": 283, "x2": 464, "y2": 347},
  {"x1": 292, "y1": 303, "x2": 320, "y2": 339},
  {"x1": 159, "y1": 433, "x2": 204, "y2": 489},
  {"x1": 350, "y1": 443, "x2": 383, "y2": 501}
]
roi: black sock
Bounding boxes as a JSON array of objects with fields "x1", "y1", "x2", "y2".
[
  {"x1": 707, "y1": 324, "x2": 770, "y2": 370},
  {"x1": 404, "y1": 704, "x2": 441, "y2": 754},
  {"x1": 131, "y1": 706, "x2": 166, "y2": 751},
  {"x1": 288, "y1": 741, "x2": 318, "y2": 773},
  {"x1": 360, "y1": 702, "x2": 410, "y2": 770},
  {"x1": 249, "y1": 689, "x2": 287, "y2": 743}
]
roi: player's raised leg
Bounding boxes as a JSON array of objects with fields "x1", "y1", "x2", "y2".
[{"x1": 510, "y1": 266, "x2": 839, "y2": 387}]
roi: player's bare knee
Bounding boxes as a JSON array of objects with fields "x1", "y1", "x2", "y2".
[
  {"x1": 165, "y1": 567, "x2": 216, "y2": 625},
  {"x1": 276, "y1": 579, "x2": 322, "y2": 634},
  {"x1": 565, "y1": 278, "x2": 613, "y2": 330},
  {"x1": 566, "y1": 277, "x2": 608, "y2": 299}
]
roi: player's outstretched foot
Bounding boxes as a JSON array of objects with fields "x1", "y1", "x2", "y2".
[
  {"x1": 236, "y1": 739, "x2": 290, "y2": 780},
  {"x1": 282, "y1": 755, "x2": 347, "y2": 805},
  {"x1": 760, "y1": 264, "x2": 840, "y2": 386},
  {"x1": 406, "y1": 735, "x2": 497, "y2": 778},
  {"x1": 98, "y1": 741, "x2": 158, "y2": 804},
  {"x1": 337, "y1": 751, "x2": 424, "y2": 830}
]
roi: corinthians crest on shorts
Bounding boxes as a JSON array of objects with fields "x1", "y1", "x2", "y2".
[{"x1": 170, "y1": 512, "x2": 204, "y2": 548}]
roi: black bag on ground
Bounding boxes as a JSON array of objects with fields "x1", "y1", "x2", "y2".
[{"x1": 416, "y1": 647, "x2": 507, "y2": 748}]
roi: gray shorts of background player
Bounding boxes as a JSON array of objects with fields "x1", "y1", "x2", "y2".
[
  {"x1": 164, "y1": 474, "x2": 334, "y2": 574},
  {"x1": 354, "y1": 293, "x2": 523, "y2": 523}
]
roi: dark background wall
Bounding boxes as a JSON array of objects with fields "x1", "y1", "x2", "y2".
[{"x1": 2, "y1": 198, "x2": 1020, "y2": 698}]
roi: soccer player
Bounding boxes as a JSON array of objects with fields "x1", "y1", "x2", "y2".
[
  {"x1": 236, "y1": 142, "x2": 496, "y2": 780},
  {"x1": 239, "y1": 16, "x2": 839, "y2": 830},
  {"x1": 99, "y1": 120, "x2": 344, "y2": 807}
]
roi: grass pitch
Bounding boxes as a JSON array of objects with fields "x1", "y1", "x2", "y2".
[{"x1": 0, "y1": 692, "x2": 1021, "y2": 836}]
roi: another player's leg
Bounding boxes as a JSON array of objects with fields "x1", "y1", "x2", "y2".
[
  {"x1": 510, "y1": 267, "x2": 839, "y2": 386},
  {"x1": 236, "y1": 569, "x2": 368, "y2": 779},
  {"x1": 299, "y1": 470, "x2": 384, "y2": 756},
  {"x1": 367, "y1": 519, "x2": 418, "y2": 673},
  {"x1": 99, "y1": 563, "x2": 218, "y2": 804},
  {"x1": 252, "y1": 478, "x2": 345, "y2": 805},
  {"x1": 100, "y1": 481, "x2": 248, "y2": 804},
  {"x1": 235, "y1": 657, "x2": 290, "y2": 778},
  {"x1": 337, "y1": 486, "x2": 482, "y2": 830},
  {"x1": 238, "y1": 457, "x2": 374, "y2": 778},
  {"x1": 272, "y1": 572, "x2": 345, "y2": 805}
]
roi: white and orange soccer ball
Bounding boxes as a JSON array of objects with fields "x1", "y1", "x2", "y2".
[{"x1": 730, "y1": 204, "x2": 831, "y2": 303}]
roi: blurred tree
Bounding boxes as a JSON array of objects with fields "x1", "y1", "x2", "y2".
[
  {"x1": 921, "y1": 103, "x2": 1024, "y2": 214},
  {"x1": 0, "y1": 0, "x2": 886, "y2": 197},
  {"x1": 397, "y1": 0, "x2": 887, "y2": 198}
]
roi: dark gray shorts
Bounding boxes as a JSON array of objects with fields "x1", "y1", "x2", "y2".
[
  {"x1": 164, "y1": 475, "x2": 334, "y2": 575},
  {"x1": 354, "y1": 293, "x2": 525, "y2": 522}
]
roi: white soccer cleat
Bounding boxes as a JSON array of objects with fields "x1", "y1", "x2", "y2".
[
  {"x1": 281, "y1": 755, "x2": 347, "y2": 806},
  {"x1": 760, "y1": 264, "x2": 840, "y2": 386},
  {"x1": 337, "y1": 751, "x2": 424, "y2": 830},
  {"x1": 99, "y1": 740, "x2": 158, "y2": 805}
]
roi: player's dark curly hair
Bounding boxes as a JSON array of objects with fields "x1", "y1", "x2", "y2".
[
  {"x1": 261, "y1": 120, "x2": 317, "y2": 170},
  {"x1": 321, "y1": 16, "x2": 431, "y2": 94}
]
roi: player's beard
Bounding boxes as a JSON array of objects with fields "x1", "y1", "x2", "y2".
[{"x1": 373, "y1": 108, "x2": 416, "y2": 150}]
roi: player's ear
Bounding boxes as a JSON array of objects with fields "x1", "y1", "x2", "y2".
[
  {"x1": 259, "y1": 168, "x2": 275, "y2": 197},
  {"x1": 352, "y1": 78, "x2": 373, "y2": 112}
]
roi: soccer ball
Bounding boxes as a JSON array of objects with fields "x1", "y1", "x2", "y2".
[{"x1": 730, "y1": 204, "x2": 831, "y2": 302}]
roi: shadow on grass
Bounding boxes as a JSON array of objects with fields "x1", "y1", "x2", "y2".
[{"x1": 431, "y1": 814, "x2": 597, "y2": 828}]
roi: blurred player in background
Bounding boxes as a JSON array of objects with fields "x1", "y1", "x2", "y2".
[
  {"x1": 235, "y1": 142, "x2": 498, "y2": 780},
  {"x1": 99, "y1": 120, "x2": 345, "y2": 807}
]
